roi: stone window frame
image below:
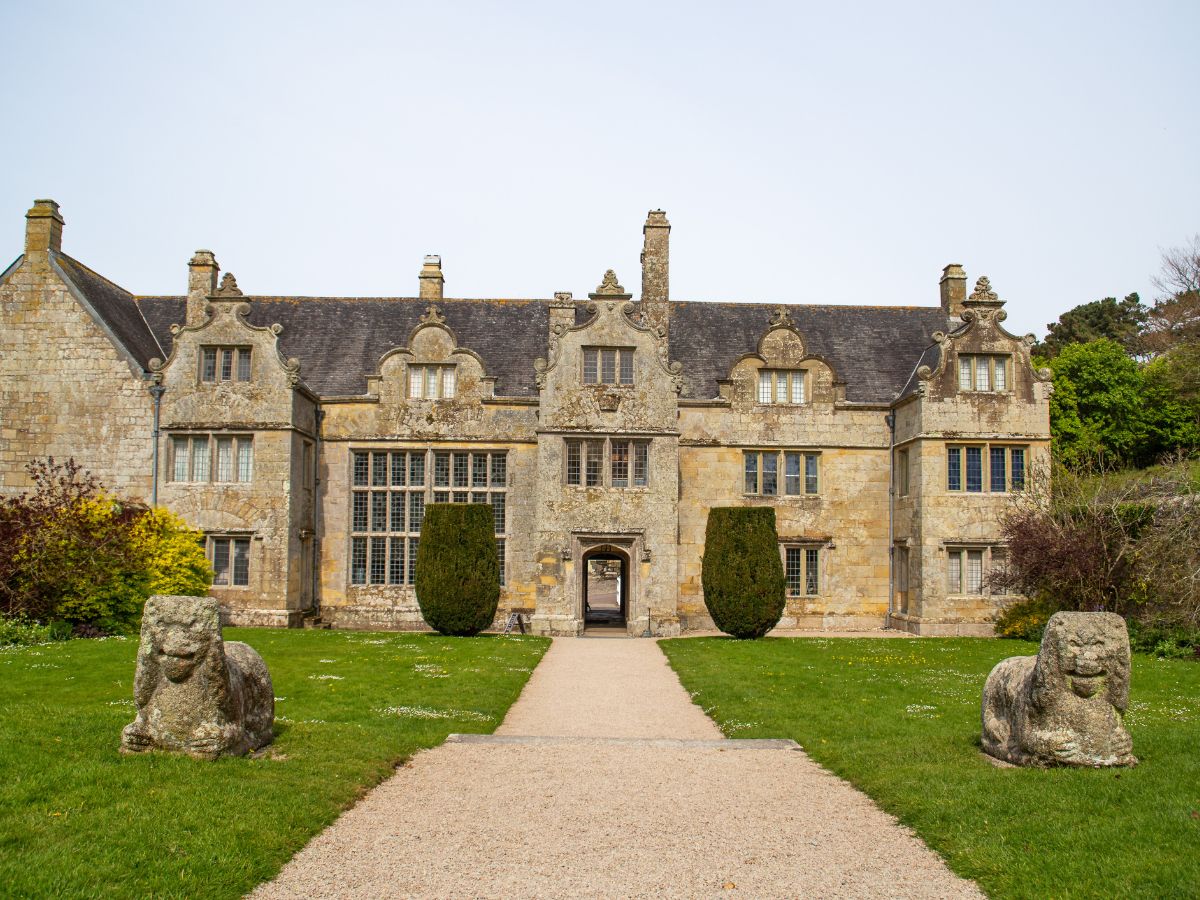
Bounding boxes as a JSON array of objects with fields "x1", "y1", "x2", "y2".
[
  {"x1": 563, "y1": 437, "x2": 650, "y2": 489},
  {"x1": 781, "y1": 543, "x2": 822, "y2": 597},
  {"x1": 407, "y1": 364, "x2": 457, "y2": 400},
  {"x1": 944, "y1": 543, "x2": 1007, "y2": 596},
  {"x1": 946, "y1": 443, "x2": 1026, "y2": 493},
  {"x1": 206, "y1": 534, "x2": 252, "y2": 588},
  {"x1": 582, "y1": 347, "x2": 635, "y2": 386},
  {"x1": 168, "y1": 432, "x2": 254, "y2": 484},
  {"x1": 756, "y1": 368, "x2": 808, "y2": 405},
  {"x1": 895, "y1": 544, "x2": 910, "y2": 613},
  {"x1": 199, "y1": 345, "x2": 252, "y2": 384},
  {"x1": 743, "y1": 449, "x2": 820, "y2": 497},
  {"x1": 348, "y1": 448, "x2": 507, "y2": 589},
  {"x1": 956, "y1": 354, "x2": 1011, "y2": 393}
]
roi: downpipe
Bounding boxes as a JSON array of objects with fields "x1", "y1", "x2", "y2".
[
  {"x1": 149, "y1": 381, "x2": 165, "y2": 507},
  {"x1": 885, "y1": 411, "x2": 896, "y2": 628}
]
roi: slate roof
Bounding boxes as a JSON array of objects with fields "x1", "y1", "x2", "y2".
[
  {"x1": 133, "y1": 295, "x2": 950, "y2": 403},
  {"x1": 53, "y1": 253, "x2": 163, "y2": 368}
]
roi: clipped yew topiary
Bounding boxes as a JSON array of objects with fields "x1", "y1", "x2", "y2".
[
  {"x1": 701, "y1": 507, "x2": 786, "y2": 639},
  {"x1": 414, "y1": 503, "x2": 500, "y2": 636}
]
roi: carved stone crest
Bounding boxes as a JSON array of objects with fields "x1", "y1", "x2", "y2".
[
  {"x1": 591, "y1": 269, "x2": 628, "y2": 297},
  {"x1": 968, "y1": 276, "x2": 999, "y2": 303},
  {"x1": 211, "y1": 272, "x2": 243, "y2": 298},
  {"x1": 420, "y1": 303, "x2": 446, "y2": 326},
  {"x1": 768, "y1": 305, "x2": 795, "y2": 329}
]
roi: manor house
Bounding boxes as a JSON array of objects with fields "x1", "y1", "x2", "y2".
[{"x1": 0, "y1": 200, "x2": 1051, "y2": 635}]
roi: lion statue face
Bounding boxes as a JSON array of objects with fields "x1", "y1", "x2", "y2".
[
  {"x1": 143, "y1": 596, "x2": 222, "y2": 684},
  {"x1": 1039, "y1": 611, "x2": 1130, "y2": 707}
]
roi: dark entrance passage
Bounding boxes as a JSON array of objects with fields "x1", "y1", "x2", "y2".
[{"x1": 583, "y1": 551, "x2": 627, "y2": 629}]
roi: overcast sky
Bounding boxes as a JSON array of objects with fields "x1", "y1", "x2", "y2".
[{"x1": 2, "y1": 1, "x2": 1197, "y2": 338}]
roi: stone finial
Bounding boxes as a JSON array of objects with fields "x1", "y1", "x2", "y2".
[
  {"x1": 121, "y1": 595, "x2": 274, "y2": 759},
  {"x1": 968, "y1": 276, "x2": 1000, "y2": 303},
  {"x1": 769, "y1": 305, "x2": 795, "y2": 329},
  {"x1": 552, "y1": 291, "x2": 574, "y2": 307},
  {"x1": 981, "y1": 611, "x2": 1136, "y2": 768},
  {"x1": 419, "y1": 303, "x2": 446, "y2": 325},
  {"x1": 419, "y1": 254, "x2": 444, "y2": 301},
  {"x1": 25, "y1": 198, "x2": 64, "y2": 255},
  {"x1": 211, "y1": 272, "x2": 243, "y2": 298},
  {"x1": 595, "y1": 269, "x2": 626, "y2": 295}
]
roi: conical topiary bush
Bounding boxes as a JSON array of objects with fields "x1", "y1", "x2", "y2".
[
  {"x1": 701, "y1": 507, "x2": 786, "y2": 639},
  {"x1": 414, "y1": 503, "x2": 500, "y2": 636}
]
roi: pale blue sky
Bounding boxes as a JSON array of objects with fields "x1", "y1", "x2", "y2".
[{"x1": 2, "y1": 1, "x2": 1197, "y2": 338}]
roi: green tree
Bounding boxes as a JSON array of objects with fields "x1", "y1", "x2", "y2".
[
  {"x1": 700, "y1": 507, "x2": 786, "y2": 639},
  {"x1": 1048, "y1": 340, "x2": 1144, "y2": 469},
  {"x1": 1035, "y1": 293, "x2": 1146, "y2": 358},
  {"x1": 414, "y1": 504, "x2": 500, "y2": 636}
]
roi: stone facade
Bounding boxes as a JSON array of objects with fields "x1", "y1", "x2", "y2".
[{"x1": 0, "y1": 201, "x2": 1051, "y2": 635}]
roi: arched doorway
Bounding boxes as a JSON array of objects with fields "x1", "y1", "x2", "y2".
[{"x1": 582, "y1": 548, "x2": 628, "y2": 629}]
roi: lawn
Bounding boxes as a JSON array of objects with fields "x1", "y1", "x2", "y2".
[
  {"x1": 0, "y1": 629, "x2": 548, "y2": 899},
  {"x1": 661, "y1": 637, "x2": 1200, "y2": 900}
]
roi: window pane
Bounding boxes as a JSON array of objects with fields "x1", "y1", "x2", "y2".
[
  {"x1": 790, "y1": 372, "x2": 805, "y2": 404},
  {"x1": 407, "y1": 537, "x2": 419, "y2": 584},
  {"x1": 976, "y1": 357, "x2": 990, "y2": 391},
  {"x1": 352, "y1": 493, "x2": 368, "y2": 531},
  {"x1": 611, "y1": 440, "x2": 629, "y2": 487},
  {"x1": 212, "y1": 538, "x2": 230, "y2": 586},
  {"x1": 585, "y1": 441, "x2": 603, "y2": 486},
  {"x1": 202, "y1": 347, "x2": 217, "y2": 382},
  {"x1": 221, "y1": 349, "x2": 233, "y2": 381},
  {"x1": 492, "y1": 494, "x2": 505, "y2": 534},
  {"x1": 583, "y1": 349, "x2": 598, "y2": 384},
  {"x1": 371, "y1": 452, "x2": 388, "y2": 486},
  {"x1": 452, "y1": 453, "x2": 469, "y2": 487},
  {"x1": 390, "y1": 492, "x2": 405, "y2": 532},
  {"x1": 425, "y1": 367, "x2": 437, "y2": 399},
  {"x1": 472, "y1": 454, "x2": 488, "y2": 487},
  {"x1": 392, "y1": 453, "x2": 406, "y2": 486},
  {"x1": 216, "y1": 437, "x2": 233, "y2": 482},
  {"x1": 775, "y1": 374, "x2": 787, "y2": 404},
  {"x1": 805, "y1": 454, "x2": 819, "y2": 494},
  {"x1": 994, "y1": 357, "x2": 1007, "y2": 391},
  {"x1": 947, "y1": 447, "x2": 961, "y2": 491},
  {"x1": 959, "y1": 357, "x2": 972, "y2": 390},
  {"x1": 353, "y1": 451, "x2": 370, "y2": 486},
  {"x1": 496, "y1": 539, "x2": 506, "y2": 585},
  {"x1": 784, "y1": 452, "x2": 801, "y2": 495},
  {"x1": 453, "y1": 491, "x2": 468, "y2": 503},
  {"x1": 785, "y1": 548, "x2": 803, "y2": 596},
  {"x1": 173, "y1": 437, "x2": 189, "y2": 481},
  {"x1": 601, "y1": 349, "x2": 617, "y2": 384},
  {"x1": 472, "y1": 491, "x2": 488, "y2": 505},
  {"x1": 409, "y1": 366, "x2": 423, "y2": 399},
  {"x1": 370, "y1": 537, "x2": 387, "y2": 584},
  {"x1": 232, "y1": 539, "x2": 250, "y2": 586},
  {"x1": 409, "y1": 452, "x2": 425, "y2": 486},
  {"x1": 1011, "y1": 448, "x2": 1026, "y2": 491},
  {"x1": 388, "y1": 537, "x2": 405, "y2": 584},
  {"x1": 966, "y1": 446, "x2": 983, "y2": 492},
  {"x1": 566, "y1": 440, "x2": 581, "y2": 485},
  {"x1": 351, "y1": 537, "x2": 367, "y2": 585},
  {"x1": 948, "y1": 550, "x2": 961, "y2": 593},
  {"x1": 489, "y1": 454, "x2": 506, "y2": 487},
  {"x1": 967, "y1": 550, "x2": 984, "y2": 592},
  {"x1": 409, "y1": 493, "x2": 425, "y2": 531},
  {"x1": 192, "y1": 437, "x2": 209, "y2": 481},
  {"x1": 745, "y1": 453, "x2": 758, "y2": 494},
  {"x1": 433, "y1": 452, "x2": 450, "y2": 486},
  {"x1": 434, "y1": 491, "x2": 449, "y2": 503},
  {"x1": 442, "y1": 366, "x2": 456, "y2": 398},
  {"x1": 633, "y1": 443, "x2": 648, "y2": 486},
  {"x1": 762, "y1": 453, "x2": 778, "y2": 496},
  {"x1": 758, "y1": 371, "x2": 772, "y2": 404},
  {"x1": 805, "y1": 548, "x2": 819, "y2": 595},
  {"x1": 990, "y1": 446, "x2": 1007, "y2": 492},
  {"x1": 372, "y1": 492, "x2": 388, "y2": 531},
  {"x1": 619, "y1": 350, "x2": 634, "y2": 385},
  {"x1": 237, "y1": 348, "x2": 251, "y2": 382},
  {"x1": 237, "y1": 439, "x2": 253, "y2": 483}
]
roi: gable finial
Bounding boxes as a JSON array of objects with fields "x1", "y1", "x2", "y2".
[
  {"x1": 420, "y1": 303, "x2": 446, "y2": 325},
  {"x1": 968, "y1": 276, "x2": 999, "y2": 303},
  {"x1": 212, "y1": 272, "x2": 243, "y2": 298},
  {"x1": 769, "y1": 305, "x2": 795, "y2": 329},
  {"x1": 594, "y1": 269, "x2": 626, "y2": 296}
]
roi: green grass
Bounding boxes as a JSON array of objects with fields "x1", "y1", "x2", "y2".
[
  {"x1": 661, "y1": 637, "x2": 1200, "y2": 900},
  {"x1": 0, "y1": 629, "x2": 548, "y2": 899}
]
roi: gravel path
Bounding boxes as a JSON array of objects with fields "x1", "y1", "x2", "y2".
[{"x1": 252, "y1": 637, "x2": 982, "y2": 899}]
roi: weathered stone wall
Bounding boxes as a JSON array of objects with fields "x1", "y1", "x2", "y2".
[{"x1": 0, "y1": 254, "x2": 153, "y2": 500}]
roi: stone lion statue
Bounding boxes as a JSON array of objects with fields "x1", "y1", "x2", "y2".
[
  {"x1": 121, "y1": 595, "x2": 274, "y2": 760},
  {"x1": 981, "y1": 611, "x2": 1135, "y2": 768}
]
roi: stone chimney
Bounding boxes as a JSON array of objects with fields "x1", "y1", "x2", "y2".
[
  {"x1": 187, "y1": 250, "x2": 220, "y2": 325},
  {"x1": 25, "y1": 200, "x2": 64, "y2": 270},
  {"x1": 419, "y1": 255, "x2": 444, "y2": 301},
  {"x1": 939, "y1": 264, "x2": 967, "y2": 318},
  {"x1": 640, "y1": 209, "x2": 670, "y2": 310}
]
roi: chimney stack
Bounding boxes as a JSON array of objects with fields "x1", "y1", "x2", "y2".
[
  {"x1": 640, "y1": 210, "x2": 670, "y2": 335},
  {"x1": 25, "y1": 200, "x2": 64, "y2": 268},
  {"x1": 187, "y1": 250, "x2": 220, "y2": 324},
  {"x1": 419, "y1": 255, "x2": 444, "y2": 301},
  {"x1": 939, "y1": 264, "x2": 967, "y2": 318}
]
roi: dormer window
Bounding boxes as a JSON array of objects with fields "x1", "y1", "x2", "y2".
[
  {"x1": 958, "y1": 355, "x2": 1009, "y2": 392},
  {"x1": 201, "y1": 346, "x2": 251, "y2": 383},
  {"x1": 583, "y1": 348, "x2": 634, "y2": 385},
  {"x1": 408, "y1": 364, "x2": 456, "y2": 399},
  {"x1": 758, "y1": 369, "x2": 806, "y2": 404}
]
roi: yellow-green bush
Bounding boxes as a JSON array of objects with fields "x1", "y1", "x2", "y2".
[{"x1": 130, "y1": 507, "x2": 212, "y2": 596}]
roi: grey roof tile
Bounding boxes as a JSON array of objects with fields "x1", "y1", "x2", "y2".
[{"x1": 54, "y1": 253, "x2": 163, "y2": 369}]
